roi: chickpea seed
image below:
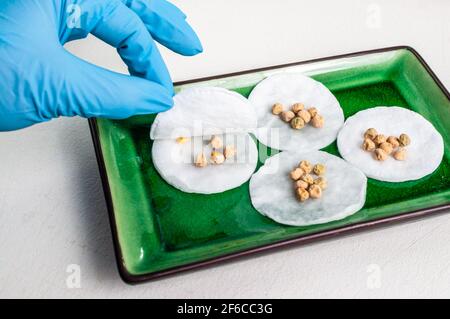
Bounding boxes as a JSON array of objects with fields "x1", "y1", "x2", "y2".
[
  {"x1": 291, "y1": 103, "x2": 304, "y2": 113},
  {"x1": 301, "y1": 174, "x2": 314, "y2": 185},
  {"x1": 290, "y1": 117, "x2": 305, "y2": 130},
  {"x1": 210, "y1": 135, "x2": 223, "y2": 149},
  {"x1": 379, "y1": 142, "x2": 394, "y2": 155},
  {"x1": 224, "y1": 145, "x2": 236, "y2": 159},
  {"x1": 313, "y1": 177, "x2": 328, "y2": 190},
  {"x1": 195, "y1": 152, "x2": 208, "y2": 168},
  {"x1": 295, "y1": 180, "x2": 309, "y2": 189},
  {"x1": 313, "y1": 163, "x2": 326, "y2": 176},
  {"x1": 280, "y1": 111, "x2": 295, "y2": 122},
  {"x1": 364, "y1": 128, "x2": 378, "y2": 140},
  {"x1": 311, "y1": 114, "x2": 324, "y2": 128},
  {"x1": 308, "y1": 107, "x2": 318, "y2": 118},
  {"x1": 309, "y1": 184, "x2": 323, "y2": 199},
  {"x1": 374, "y1": 148, "x2": 388, "y2": 161},
  {"x1": 290, "y1": 167, "x2": 304, "y2": 181},
  {"x1": 362, "y1": 138, "x2": 376, "y2": 152},
  {"x1": 296, "y1": 187, "x2": 310, "y2": 202},
  {"x1": 272, "y1": 103, "x2": 284, "y2": 115},
  {"x1": 210, "y1": 151, "x2": 225, "y2": 165},
  {"x1": 298, "y1": 109, "x2": 311, "y2": 124},
  {"x1": 393, "y1": 147, "x2": 407, "y2": 161},
  {"x1": 399, "y1": 133, "x2": 411, "y2": 146},
  {"x1": 387, "y1": 136, "x2": 400, "y2": 148},
  {"x1": 299, "y1": 160, "x2": 313, "y2": 174}
]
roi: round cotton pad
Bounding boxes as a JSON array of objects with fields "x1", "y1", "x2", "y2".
[
  {"x1": 248, "y1": 73, "x2": 344, "y2": 151},
  {"x1": 152, "y1": 133, "x2": 258, "y2": 194},
  {"x1": 250, "y1": 151, "x2": 366, "y2": 226},
  {"x1": 150, "y1": 87, "x2": 257, "y2": 140},
  {"x1": 337, "y1": 107, "x2": 444, "y2": 182}
]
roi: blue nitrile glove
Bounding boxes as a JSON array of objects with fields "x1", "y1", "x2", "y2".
[{"x1": 0, "y1": 0, "x2": 202, "y2": 131}]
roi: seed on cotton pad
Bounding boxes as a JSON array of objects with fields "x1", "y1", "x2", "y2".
[
  {"x1": 298, "y1": 110, "x2": 311, "y2": 124},
  {"x1": 210, "y1": 135, "x2": 223, "y2": 149},
  {"x1": 311, "y1": 114, "x2": 324, "y2": 128},
  {"x1": 313, "y1": 163, "x2": 326, "y2": 176},
  {"x1": 291, "y1": 103, "x2": 304, "y2": 113},
  {"x1": 290, "y1": 117, "x2": 305, "y2": 130},
  {"x1": 296, "y1": 187, "x2": 310, "y2": 202},
  {"x1": 290, "y1": 167, "x2": 304, "y2": 181},
  {"x1": 299, "y1": 160, "x2": 313, "y2": 174},
  {"x1": 364, "y1": 128, "x2": 378, "y2": 140},
  {"x1": 280, "y1": 110, "x2": 295, "y2": 122},
  {"x1": 195, "y1": 152, "x2": 208, "y2": 168},
  {"x1": 362, "y1": 138, "x2": 376, "y2": 152},
  {"x1": 393, "y1": 148, "x2": 407, "y2": 161},
  {"x1": 272, "y1": 103, "x2": 284, "y2": 115},
  {"x1": 399, "y1": 133, "x2": 411, "y2": 146},
  {"x1": 224, "y1": 145, "x2": 237, "y2": 159}
]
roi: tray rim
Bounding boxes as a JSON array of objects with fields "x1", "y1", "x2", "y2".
[{"x1": 88, "y1": 45, "x2": 450, "y2": 284}]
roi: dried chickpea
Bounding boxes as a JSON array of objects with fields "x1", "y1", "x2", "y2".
[
  {"x1": 373, "y1": 134, "x2": 387, "y2": 145},
  {"x1": 195, "y1": 152, "x2": 207, "y2": 168},
  {"x1": 313, "y1": 177, "x2": 328, "y2": 190},
  {"x1": 290, "y1": 167, "x2": 304, "y2": 181},
  {"x1": 291, "y1": 103, "x2": 304, "y2": 113},
  {"x1": 308, "y1": 107, "x2": 318, "y2": 118},
  {"x1": 362, "y1": 138, "x2": 376, "y2": 152},
  {"x1": 364, "y1": 128, "x2": 378, "y2": 140},
  {"x1": 299, "y1": 160, "x2": 313, "y2": 174},
  {"x1": 295, "y1": 180, "x2": 309, "y2": 190},
  {"x1": 210, "y1": 135, "x2": 223, "y2": 149},
  {"x1": 301, "y1": 174, "x2": 314, "y2": 185},
  {"x1": 290, "y1": 117, "x2": 305, "y2": 130},
  {"x1": 374, "y1": 148, "x2": 388, "y2": 161},
  {"x1": 313, "y1": 163, "x2": 326, "y2": 176},
  {"x1": 399, "y1": 133, "x2": 411, "y2": 146},
  {"x1": 393, "y1": 148, "x2": 407, "y2": 161},
  {"x1": 309, "y1": 184, "x2": 323, "y2": 199},
  {"x1": 280, "y1": 111, "x2": 295, "y2": 122},
  {"x1": 210, "y1": 151, "x2": 225, "y2": 165},
  {"x1": 224, "y1": 145, "x2": 236, "y2": 159},
  {"x1": 311, "y1": 114, "x2": 324, "y2": 128},
  {"x1": 272, "y1": 103, "x2": 284, "y2": 115},
  {"x1": 387, "y1": 136, "x2": 400, "y2": 148},
  {"x1": 379, "y1": 142, "x2": 394, "y2": 155},
  {"x1": 296, "y1": 187, "x2": 310, "y2": 202},
  {"x1": 298, "y1": 109, "x2": 311, "y2": 124},
  {"x1": 176, "y1": 137, "x2": 190, "y2": 144}
]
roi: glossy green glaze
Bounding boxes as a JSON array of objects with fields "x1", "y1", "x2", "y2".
[{"x1": 95, "y1": 48, "x2": 450, "y2": 276}]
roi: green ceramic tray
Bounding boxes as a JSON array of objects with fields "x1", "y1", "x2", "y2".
[{"x1": 89, "y1": 46, "x2": 450, "y2": 284}]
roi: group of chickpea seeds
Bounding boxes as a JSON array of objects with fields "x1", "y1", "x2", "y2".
[
  {"x1": 176, "y1": 135, "x2": 237, "y2": 168},
  {"x1": 290, "y1": 160, "x2": 328, "y2": 202},
  {"x1": 361, "y1": 128, "x2": 411, "y2": 161},
  {"x1": 272, "y1": 102, "x2": 325, "y2": 130}
]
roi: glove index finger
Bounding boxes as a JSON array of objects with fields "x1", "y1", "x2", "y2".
[{"x1": 122, "y1": 0, "x2": 203, "y2": 56}]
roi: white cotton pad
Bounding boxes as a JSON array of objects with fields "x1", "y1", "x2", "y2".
[
  {"x1": 337, "y1": 107, "x2": 444, "y2": 182},
  {"x1": 152, "y1": 133, "x2": 258, "y2": 194},
  {"x1": 250, "y1": 151, "x2": 366, "y2": 226},
  {"x1": 248, "y1": 73, "x2": 344, "y2": 151},
  {"x1": 150, "y1": 87, "x2": 257, "y2": 140}
]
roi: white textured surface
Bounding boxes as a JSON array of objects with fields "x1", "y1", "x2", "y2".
[
  {"x1": 250, "y1": 151, "x2": 366, "y2": 226},
  {"x1": 150, "y1": 87, "x2": 256, "y2": 139},
  {"x1": 338, "y1": 107, "x2": 444, "y2": 182},
  {"x1": 1, "y1": 0, "x2": 450, "y2": 298},
  {"x1": 249, "y1": 73, "x2": 344, "y2": 151},
  {"x1": 152, "y1": 133, "x2": 258, "y2": 194}
]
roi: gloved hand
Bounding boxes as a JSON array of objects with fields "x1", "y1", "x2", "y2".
[{"x1": 0, "y1": 0, "x2": 202, "y2": 131}]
